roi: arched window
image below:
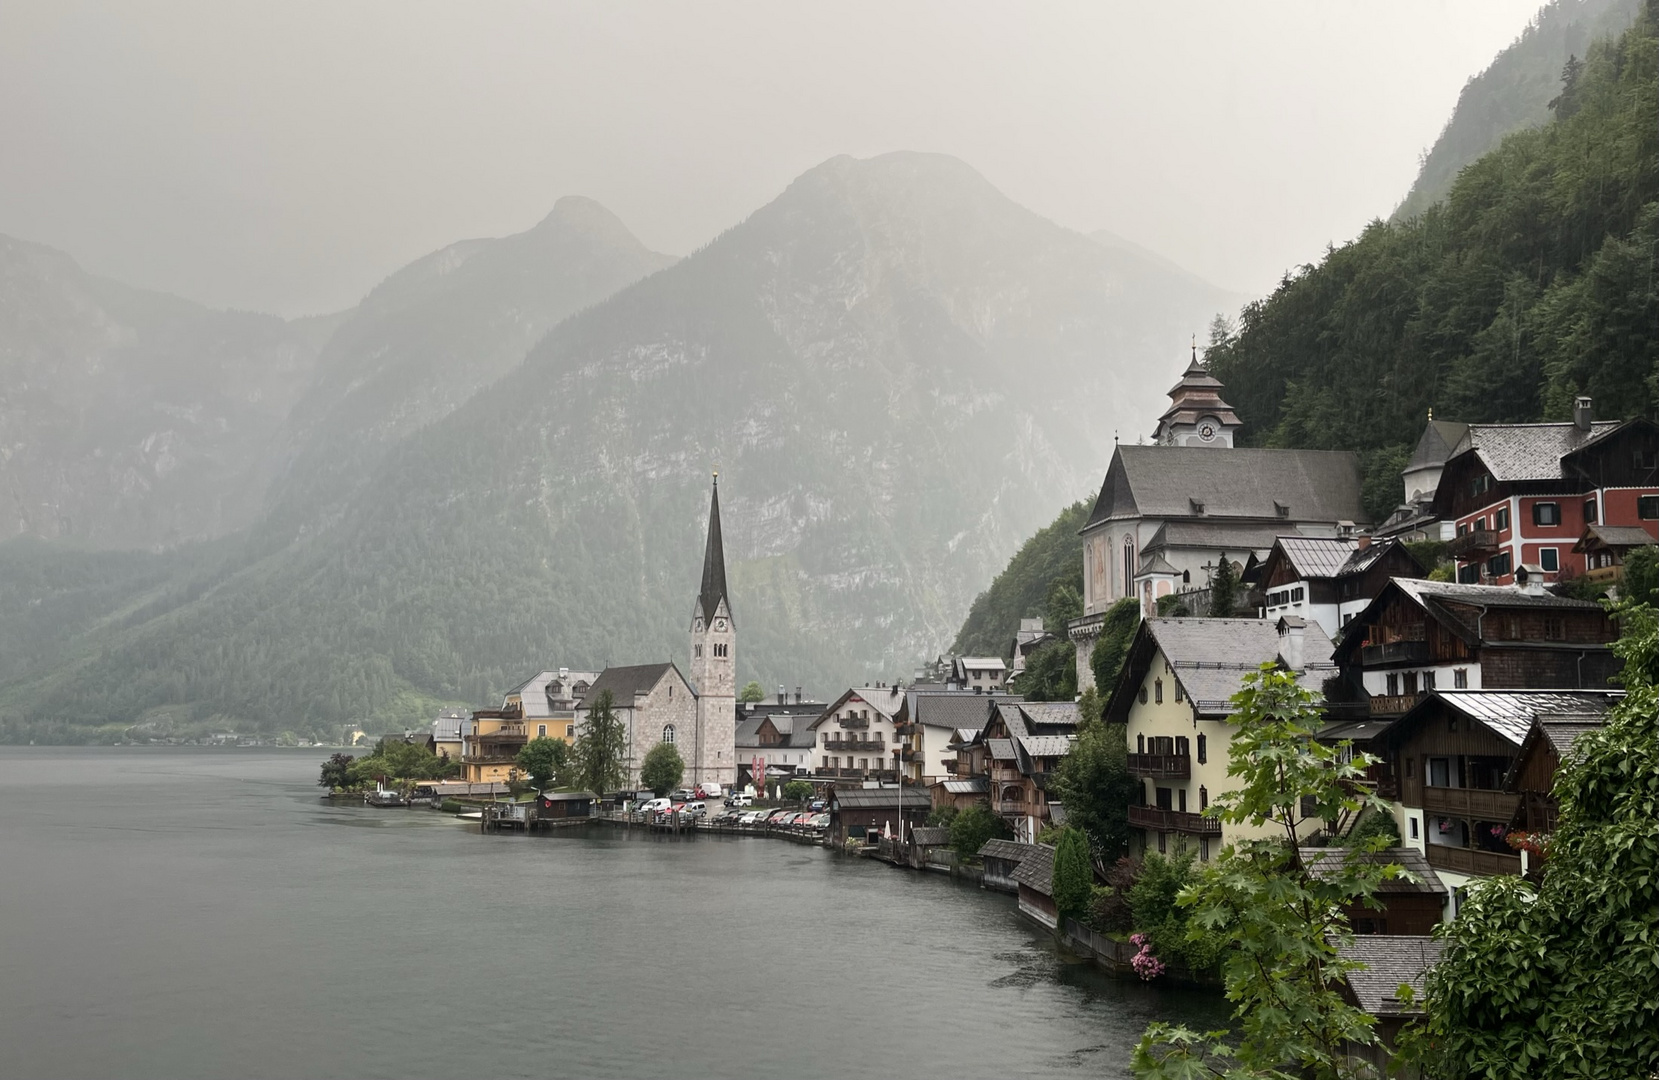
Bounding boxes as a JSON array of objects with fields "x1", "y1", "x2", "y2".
[
  {"x1": 662, "y1": 724, "x2": 676, "y2": 745},
  {"x1": 1122, "y1": 536, "x2": 1136, "y2": 598},
  {"x1": 1154, "y1": 678, "x2": 1163, "y2": 704},
  {"x1": 1197, "y1": 733, "x2": 1207, "y2": 764}
]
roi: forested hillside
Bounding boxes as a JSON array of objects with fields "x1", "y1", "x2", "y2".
[
  {"x1": 1214, "y1": 5, "x2": 1656, "y2": 523},
  {"x1": 951, "y1": 501, "x2": 1087, "y2": 657},
  {"x1": 1394, "y1": 0, "x2": 1642, "y2": 222},
  {"x1": 948, "y1": 4, "x2": 1657, "y2": 657}
]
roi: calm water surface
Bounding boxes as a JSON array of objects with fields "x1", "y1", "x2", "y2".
[{"x1": 0, "y1": 748, "x2": 1223, "y2": 1079}]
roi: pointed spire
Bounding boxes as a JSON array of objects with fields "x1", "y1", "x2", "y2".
[{"x1": 697, "y1": 472, "x2": 730, "y2": 624}]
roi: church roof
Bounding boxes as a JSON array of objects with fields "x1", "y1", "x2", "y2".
[
  {"x1": 1156, "y1": 353, "x2": 1242, "y2": 430},
  {"x1": 1405, "y1": 419, "x2": 1470, "y2": 471},
  {"x1": 581, "y1": 663, "x2": 685, "y2": 704},
  {"x1": 1086, "y1": 445, "x2": 1367, "y2": 531},
  {"x1": 697, "y1": 476, "x2": 731, "y2": 624}
]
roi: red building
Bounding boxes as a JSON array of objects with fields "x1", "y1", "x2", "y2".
[{"x1": 1435, "y1": 400, "x2": 1659, "y2": 586}]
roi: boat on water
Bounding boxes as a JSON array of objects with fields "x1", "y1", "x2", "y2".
[{"x1": 364, "y1": 783, "x2": 407, "y2": 808}]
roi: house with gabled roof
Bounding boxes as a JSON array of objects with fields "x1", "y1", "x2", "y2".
[
  {"x1": 1375, "y1": 416, "x2": 1469, "y2": 541},
  {"x1": 581, "y1": 662, "x2": 698, "y2": 791},
  {"x1": 1379, "y1": 688, "x2": 1622, "y2": 910},
  {"x1": 1572, "y1": 522, "x2": 1659, "y2": 591},
  {"x1": 1336, "y1": 935, "x2": 1444, "y2": 1071},
  {"x1": 1504, "y1": 709, "x2": 1612, "y2": 844},
  {"x1": 1434, "y1": 402, "x2": 1659, "y2": 586},
  {"x1": 808, "y1": 686, "x2": 909, "y2": 785},
  {"x1": 1332, "y1": 579, "x2": 1617, "y2": 722},
  {"x1": 505, "y1": 668, "x2": 600, "y2": 743},
  {"x1": 1105, "y1": 615, "x2": 1336, "y2": 860},
  {"x1": 1257, "y1": 535, "x2": 1427, "y2": 639}
]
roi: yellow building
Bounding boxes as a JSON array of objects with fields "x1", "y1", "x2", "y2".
[
  {"x1": 502, "y1": 668, "x2": 599, "y2": 744},
  {"x1": 461, "y1": 707, "x2": 528, "y2": 785},
  {"x1": 1105, "y1": 616, "x2": 1333, "y2": 861}
]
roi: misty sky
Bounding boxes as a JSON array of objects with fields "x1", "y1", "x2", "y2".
[{"x1": 2, "y1": 1, "x2": 1542, "y2": 317}]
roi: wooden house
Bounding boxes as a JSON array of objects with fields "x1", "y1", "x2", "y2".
[
  {"x1": 1571, "y1": 523, "x2": 1659, "y2": 590},
  {"x1": 978, "y1": 838, "x2": 1033, "y2": 895},
  {"x1": 1337, "y1": 935, "x2": 1444, "y2": 1074},
  {"x1": 1333, "y1": 579, "x2": 1617, "y2": 720},
  {"x1": 825, "y1": 786, "x2": 931, "y2": 845},
  {"x1": 1009, "y1": 842, "x2": 1058, "y2": 928},
  {"x1": 1300, "y1": 847, "x2": 1446, "y2": 935},
  {"x1": 1381, "y1": 689, "x2": 1622, "y2": 910},
  {"x1": 1504, "y1": 712, "x2": 1610, "y2": 842},
  {"x1": 534, "y1": 791, "x2": 595, "y2": 821}
]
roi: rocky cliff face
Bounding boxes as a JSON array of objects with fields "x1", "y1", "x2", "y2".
[
  {"x1": 1, "y1": 154, "x2": 1233, "y2": 737},
  {"x1": 0, "y1": 234, "x2": 333, "y2": 548}
]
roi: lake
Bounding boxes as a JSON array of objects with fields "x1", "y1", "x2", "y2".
[{"x1": 0, "y1": 747, "x2": 1223, "y2": 1078}]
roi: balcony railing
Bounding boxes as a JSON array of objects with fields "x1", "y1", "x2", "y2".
[
  {"x1": 1582, "y1": 565, "x2": 1622, "y2": 585},
  {"x1": 1127, "y1": 752, "x2": 1191, "y2": 779},
  {"x1": 1368, "y1": 692, "x2": 1426, "y2": 716},
  {"x1": 823, "y1": 739, "x2": 885, "y2": 752},
  {"x1": 1420, "y1": 786, "x2": 1519, "y2": 819},
  {"x1": 998, "y1": 800, "x2": 1029, "y2": 816},
  {"x1": 1425, "y1": 844, "x2": 1521, "y2": 877},
  {"x1": 1448, "y1": 529, "x2": 1500, "y2": 558},
  {"x1": 1359, "y1": 640, "x2": 1430, "y2": 666},
  {"x1": 812, "y1": 767, "x2": 898, "y2": 782},
  {"x1": 1129, "y1": 805, "x2": 1222, "y2": 836},
  {"x1": 899, "y1": 747, "x2": 921, "y2": 762}
]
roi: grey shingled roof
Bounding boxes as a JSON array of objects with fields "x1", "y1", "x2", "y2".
[
  {"x1": 1335, "y1": 537, "x2": 1420, "y2": 577},
  {"x1": 1537, "y1": 717, "x2": 1606, "y2": 756},
  {"x1": 979, "y1": 839, "x2": 1034, "y2": 863},
  {"x1": 1144, "y1": 520, "x2": 1292, "y2": 555},
  {"x1": 1339, "y1": 936, "x2": 1444, "y2": 1017},
  {"x1": 1299, "y1": 847, "x2": 1447, "y2": 895},
  {"x1": 1086, "y1": 445, "x2": 1367, "y2": 529},
  {"x1": 1409, "y1": 690, "x2": 1623, "y2": 747},
  {"x1": 1406, "y1": 420, "x2": 1470, "y2": 471},
  {"x1": 1271, "y1": 536, "x2": 1359, "y2": 579},
  {"x1": 582, "y1": 663, "x2": 680, "y2": 704},
  {"x1": 909, "y1": 691, "x2": 1011, "y2": 731},
  {"x1": 1453, "y1": 420, "x2": 1621, "y2": 482},
  {"x1": 829, "y1": 788, "x2": 932, "y2": 810},
  {"x1": 1578, "y1": 524, "x2": 1659, "y2": 549},
  {"x1": 940, "y1": 778, "x2": 989, "y2": 794},
  {"x1": 987, "y1": 738, "x2": 1018, "y2": 761},
  {"x1": 1009, "y1": 844, "x2": 1057, "y2": 895},
  {"x1": 1017, "y1": 735, "x2": 1074, "y2": 759},
  {"x1": 910, "y1": 826, "x2": 951, "y2": 847},
  {"x1": 1146, "y1": 618, "x2": 1331, "y2": 715},
  {"x1": 1019, "y1": 702, "x2": 1081, "y2": 732},
  {"x1": 1392, "y1": 578, "x2": 1603, "y2": 613}
]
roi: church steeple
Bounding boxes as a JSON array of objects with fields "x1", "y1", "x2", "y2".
[
  {"x1": 696, "y1": 473, "x2": 730, "y2": 626},
  {"x1": 1152, "y1": 345, "x2": 1242, "y2": 447}
]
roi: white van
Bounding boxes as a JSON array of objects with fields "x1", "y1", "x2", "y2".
[
  {"x1": 696, "y1": 782, "x2": 723, "y2": 799},
  {"x1": 638, "y1": 797, "x2": 672, "y2": 815}
]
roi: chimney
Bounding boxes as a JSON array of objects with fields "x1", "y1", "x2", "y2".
[
  {"x1": 1574, "y1": 396, "x2": 1593, "y2": 432},
  {"x1": 1277, "y1": 618, "x2": 1306, "y2": 671},
  {"x1": 1515, "y1": 565, "x2": 1548, "y2": 596},
  {"x1": 794, "y1": 687, "x2": 802, "y2": 704},
  {"x1": 1356, "y1": 535, "x2": 1372, "y2": 550},
  {"x1": 777, "y1": 685, "x2": 786, "y2": 705}
]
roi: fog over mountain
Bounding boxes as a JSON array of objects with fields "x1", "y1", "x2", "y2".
[{"x1": 0, "y1": 153, "x2": 1231, "y2": 738}]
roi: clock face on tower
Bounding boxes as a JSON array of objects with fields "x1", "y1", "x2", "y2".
[
  {"x1": 714, "y1": 619, "x2": 726, "y2": 632},
  {"x1": 1198, "y1": 422, "x2": 1217, "y2": 443}
]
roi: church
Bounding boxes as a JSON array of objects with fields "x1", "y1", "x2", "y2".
[
  {"x1": 1069, "y1": 351, "x2": 1367, "y2": 675},
  {"x1": 581, "y1": 475, "x2": 738, "y2": 791}
]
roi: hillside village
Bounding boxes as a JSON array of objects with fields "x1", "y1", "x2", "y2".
[{"x1": 353, "y1": 349, "x2": 1659, "y2": 1064}]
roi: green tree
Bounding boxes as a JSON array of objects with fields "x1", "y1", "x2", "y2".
[
  {"x1": 951, "y1": 501, "x2": 1089, "y2": 657},
  {"x1": 1011, "y1": 638, "x2": 1077, "y2": 701},
  {"x1": 1207, "y1": 554, "x2": 1239, "y2": 618},
  {"x1": 1089, "y1": 597, "x2": 1141, "y2": 694},
  {"x1": 640, "y1": 741, "x2": 684, "y2": 797},
  {"x1": 1045, "y1": 578, "x2": 1084, "y2": 628},
  {"x1": 781, "y1": 778, "x2": 813, "y2": 802},
  {"x1": 739, "y1": 680, "x2": 766, "y2": 703},
  {"x1": 1049, "y1": 709, "x2": 1135, "y2": 859},
  {"x1": 571, "y1": 690, "x2": 627, "y2": 799},
  {"x1": 1051, "y1": 826, "x2": 1094, "y2": 925},
  {"x1": 318, "y1": 751, "x2": 355, "y2": 789},
  {"x1": 1133, "y1": 666, "x2": 1402, "y2": 1080},
  {"x1": 516, "y1": 736, "x2": 570, "y2": 791},
  {"x1": 950, "y1": 802, "x2": 1012, "y2": 863},
  {"x1": 1619, "y1": 544, "x2": 1659, "y2": 606},
  {"x1": 1403, "y1": 599, "x2": 1659, "y2": 1078}
]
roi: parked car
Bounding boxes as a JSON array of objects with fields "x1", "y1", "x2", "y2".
[
  {"x1": 670, "y1": 788, "x2": 696, "y2": 802},
  {"x1": 808, "y1": 799, "x2": 827, "y2": 812},
  {"x1": 809, "y1": 813, "x2": 830, "y2": 829},
  {"x1": 682, "y1": 801, "x2": 708, "y2": 818},
  {"x1": 739, "y1": 811, "x2": 765, "y2": 825},
  {"x1": 725, "y1": 793, "x2": 753, "y2": 807},
  {"x1": 765, "y1": 808, "x2": 795, "y2": 824},
  {"x1": 638, "y1": 797, "x2": 672, "y2": 815}
]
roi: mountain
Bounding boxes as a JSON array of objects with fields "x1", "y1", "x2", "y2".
[
  {"x1": 0, "y1": 152, "x2": 1233, "y2": 741},
  {"x1": 0, "y1": 235, "x2": 337, "y2": 548},
  {"x1": 261, "y1": 197, "x2": 676, "y2": 534},
  {"x1": 950, "y1": 500, "x2": 1088, "y2": 658},
  {"x1": 1393, "y1": 0, "x2": 1643, "y2": 222}
]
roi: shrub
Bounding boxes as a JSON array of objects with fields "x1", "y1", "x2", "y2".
[{"x1": 950, "y1": 803, "x2": 1012, "y2": 863}]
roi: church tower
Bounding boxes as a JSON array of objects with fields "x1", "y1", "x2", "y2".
[
  {"x1": 689, "y1": 474, "x2": 736, "y2": 788},
  {"x1": 1152, "y1": 345, "x2": 1242, "y2": 448}
]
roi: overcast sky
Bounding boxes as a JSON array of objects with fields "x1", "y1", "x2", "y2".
[{"x1": 1, "y1": 1, "x2": 1542, "y2": 317}]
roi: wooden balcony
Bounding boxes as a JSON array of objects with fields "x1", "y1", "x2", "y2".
[
  {"x1": 1368, "y1": 692, "x2": 1426, "y2": 716},
  {"x1": 1127, "y1": 752, "x2": 1191, "y2": 780},
  {"x1": 1420, "y1": 786, "x2": 1519, "y2": 820},
  {"x1": 1448, "y1": 529, "x2": 1500, "y2": 558},
  {"x1": 1359, "y1": 640, "x2": 1430, "y2": 667},
  {"x1": 1128, "y1": 805, "x2": 1222, "y2": 837},
  {"x1": 1582, "y1": 565, "x2": 1622, "y2": 585},
  {"x1": 823, "y1": 739, "x2": 885, "y2": 753},
  {"x1": 898, "y1": 747, "x2": 921, "y2": 762},
  {"x1": 1425, "y1": 844, "x2": 1521, "y2": 878}
]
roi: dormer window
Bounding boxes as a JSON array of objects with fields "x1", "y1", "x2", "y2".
[
  {"x1": 1190, "y1": 498, "x2": 1206, "y2": 515},
  {"x1": 1274, "y1": 502, "x2": 1290, "y2": 518}
]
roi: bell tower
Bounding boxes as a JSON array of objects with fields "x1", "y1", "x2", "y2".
[
  {"x1": 689, "y1": 473, "x2": 736, "y2": 787},
  {"x1": 1152, "y1": 343, "x2": 1242, "y2": 448}
]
